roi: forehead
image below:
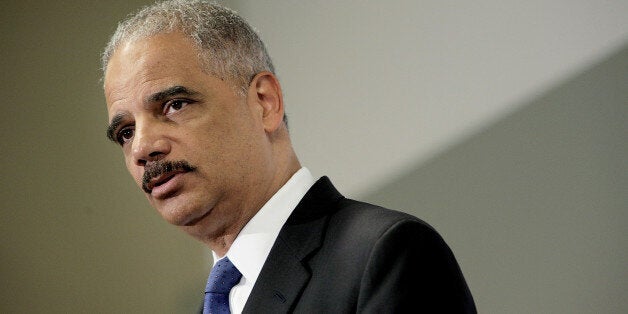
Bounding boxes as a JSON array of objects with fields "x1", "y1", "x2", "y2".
[{"x1": 103, "y1": 33, "x2": 206, "y2": 113}]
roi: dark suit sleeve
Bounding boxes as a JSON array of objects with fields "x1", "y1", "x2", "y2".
[{"x1": 356, "y1": 219, "x2": 476, "y2": 313}]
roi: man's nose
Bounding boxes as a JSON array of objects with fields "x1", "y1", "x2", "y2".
[{"x1": 131, "y1": 123, "x2": 171, "y2": 166}]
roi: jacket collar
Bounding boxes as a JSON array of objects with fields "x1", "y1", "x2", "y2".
[{"x1": 242, "y1": 176, "x2": 343, "y2": 313}]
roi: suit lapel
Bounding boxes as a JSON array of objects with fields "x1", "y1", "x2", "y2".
[{"x1": 242, "y1": 177, "x2": 343, "y2": 313}]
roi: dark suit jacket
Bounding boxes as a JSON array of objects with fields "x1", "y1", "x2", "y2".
[
  {"x1": 201, "y1": 177, "x2": 476, "y2": 314},
  {"x1": 203, "y1": 177, "x2": 476, "y2": 313}
]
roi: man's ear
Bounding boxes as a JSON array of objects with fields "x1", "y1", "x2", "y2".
[{"x1": 247, "y1": 71, "x2": 284, "y2": 133}]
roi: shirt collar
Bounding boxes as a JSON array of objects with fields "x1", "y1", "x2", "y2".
[{"x1": 212, "y1": 167, "x2": 316, "y2": 285}]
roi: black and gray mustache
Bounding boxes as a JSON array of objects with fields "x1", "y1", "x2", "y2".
[{"x1": 141, "y1": 160, "x2": 196, "y2": 193}]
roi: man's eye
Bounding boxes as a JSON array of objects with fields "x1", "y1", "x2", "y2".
[
  {"x1": 164, "y1": 99, "x2": 189, "y2": 115},
  {"x1": 116, "y1": 127, "x2": 134, "y2": 145}
]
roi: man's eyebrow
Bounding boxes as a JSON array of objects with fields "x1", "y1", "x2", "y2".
[
  {"x1": 106, "y1": 113, "x2": 127, "y2": 142},
  {"x1": 146, "y1": 85, "x2": 200, "y2": 103}
]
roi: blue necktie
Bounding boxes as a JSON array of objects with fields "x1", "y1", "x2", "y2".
[{"x1": 203, "y1": 257, "x2": 242, "y2": 314}]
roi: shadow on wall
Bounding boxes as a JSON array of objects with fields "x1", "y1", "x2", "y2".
[{"x1": 365, "y1": 43, "x2": 628, "y2": 313}]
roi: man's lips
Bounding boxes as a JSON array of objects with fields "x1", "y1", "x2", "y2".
[
  {"x1": 144, "y1": 170, "x2": 185, "y2": 193},
  {"x1": 141, "y1": 160, "x2": 197, "y2": 194}
]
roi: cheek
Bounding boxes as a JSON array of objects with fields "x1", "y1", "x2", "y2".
[
  {"x1": 184, "y1": 121, "x2": 229, "y2": 152},
  {"x1": 124, "y1": 156, "x2": 142, "y2": 184}
]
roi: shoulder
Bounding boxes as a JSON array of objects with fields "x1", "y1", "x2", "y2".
[
  {"x1": 329, "y1": 198, "x2": 439, "y2": 243},
  {"x1": 319, "y1": 197, "x2": 449, "y2": 273},
  {"x1": 287, "y1": 178, "x2": 475, "y2": 312},
  {"x1": 295, "y1": 176, "x2": 441, "y2": 251},
  {"x1": 332, "y1": 200, "x2": 476, "y2": 312},
  {"x1": 290, "y1": 175, "x2": 449, "y2": 265}
]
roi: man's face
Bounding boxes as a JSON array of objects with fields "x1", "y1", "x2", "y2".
[{"x1": 104, "y1": 32, "x2": 273, "y2": 242}]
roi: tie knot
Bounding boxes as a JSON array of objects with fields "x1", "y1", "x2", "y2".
[{"x1": 205, "y1": 257, "x2": 242, "y2": 294}]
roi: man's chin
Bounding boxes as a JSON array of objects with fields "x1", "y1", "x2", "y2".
[
  {"x1": 154, "y1": 200, "x2": 212, "y2": 227},
  {"x1": 154, "y1": 204, "x2": 192, "y2": 227},
  {"x1": 182, "y1": 208, "x2": 212, "y2": 226}
]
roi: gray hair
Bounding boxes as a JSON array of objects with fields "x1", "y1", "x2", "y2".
[{"x1": 102, "y1": 0, "x2": 275, "y2": 96}]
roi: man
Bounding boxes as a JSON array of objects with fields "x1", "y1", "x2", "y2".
[{"x1": 103, "y1": 1, "x2": 476, "y2": 313}]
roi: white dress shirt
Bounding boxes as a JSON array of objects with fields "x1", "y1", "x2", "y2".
[{"x1": 211, "y1": 167, "x2": 316, "y2": 314}]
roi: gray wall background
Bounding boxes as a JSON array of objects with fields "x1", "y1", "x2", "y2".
[
  {"x1": 365, "y1": 46, "x2": 628, "y2": 313},
  {"x1": 1, "y1": 1, "x2": 207, "y2": 312},
  {"x1": 1, "y1": 0, "x2": 626, "y2": 313}
]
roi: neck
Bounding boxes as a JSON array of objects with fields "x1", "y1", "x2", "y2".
[{"x1": 208, "y1": 147, "x2": 301, "y2": 257}]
